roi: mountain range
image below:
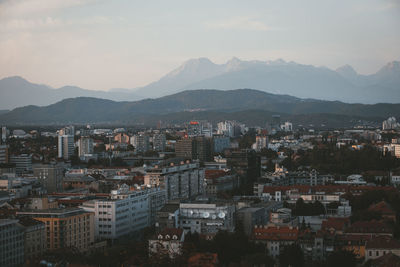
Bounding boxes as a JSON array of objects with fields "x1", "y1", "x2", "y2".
[
  {"x1": 0, "y1": 89, "x2": 398, "y2": 126},
  {"x1": 0, "y1": 58, "x2": 399, "y2": 110},
  {"x1": 0, "y1": 76, "x2": 141, "y2": 110},
  {"x1": 132, "y1": 58, "x2": 400, "y2": 103}
]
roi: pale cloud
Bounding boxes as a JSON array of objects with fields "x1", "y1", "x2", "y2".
[
  {"x1": 0, "y1": 0, "x2": 96, "y2": 18},
  {"x1": 205, "y1": 16, "x2": 270, "y2": 31},
  {"x1": 0, "y1": 16, "x2": 113, "y2": 32}
]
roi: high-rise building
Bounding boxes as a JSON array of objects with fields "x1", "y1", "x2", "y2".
[
  {"x1": 33, "y1": 164, "x2": 63, "y2": 193},
  {"x1": 382, "y1": 117, "x2": 400, "y2": 130},
  {"x1": 17, "y1": 208, "x2": 94, "y2": 252},
  {"x1": 253, "y1": 135, "x2": 268, "y2": 152},
  {"x1": 58, "y1": 135, "x2": 74, "y2": 160},
  {"x1": 153, "y1": 133, "x2": 166, "y2": 151},
  {"x1": 133, "y1": 134, "x2": 150, "y2": 153},
  {"x1": 114, "y1": 133, "x2": 130, "y2": 144},
  {"x1": 1, "y1": 126, "x2": 7, "y2": 143},
  {"x1": 213, "y1": 135, "x2": 231, "y2": 153},
  {"x1": 281, "y1": 122, "x2": 293, "y2": 132},
  {"x1": 217, "y1": 121, "x2": 234, "y2": 137},
  {"x1": 0, "y1": 219, "x2": 25, "y2": 267},
  {"x1": 144, "y1": 162, "x2": 205, "y2": 201},
  {"x1": 59, "y1": 126, "x2": 75, "y2": 136},
  {"x1": 226, "y1": 149, "x2": 261, "y2": 185},
  {"x1": 78, "y1": 137, "x2": 94, "y2": 157},
  {"x1": 9, "y1": 154, "x2": 32, "y2": 175},
  {"x1": 0, "y1": 144, "x2": 8, "y2": 164},
  {"x1": 175, "y1": 137, "x2": 212, "y2": 162}
]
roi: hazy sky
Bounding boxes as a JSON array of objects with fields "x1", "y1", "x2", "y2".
[{"x1": 0, "y1": 0, "x2": 399, "y2": 91}]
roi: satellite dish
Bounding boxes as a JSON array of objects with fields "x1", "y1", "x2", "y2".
[
  {"x1": 212, "y1": 215, "x2": 216, "y2": 220},
  {"x1": 218, "y1": 212, "x2": 225, "y2": 219},
  {"x1": 203, "y1": 212, "x2": 210, "y2": 218},
  {"x1": 189, "y1": 210, "x2": 193, "y2": 216}
]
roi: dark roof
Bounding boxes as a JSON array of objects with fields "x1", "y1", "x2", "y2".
[
  {"x1": 369, "y1": 252, "x2": 400, "y2": 267},
  {"x1": 17, "y1": 216, "x2": 44, "y2": 227},
  {"x1": 366, "y1": 236, "x2": 400, "y2": 250},
  {"x1": 157, "y1": 228, "x2": 184, "y2": 240},
  {"x1": 346, "y1": 220, "x2": 393, "y2": 234},
  {"x1": 368, "y1": 201, "x2": 396, "y2": 216},
  {"x1": 159, "y1": 203, "x2": 179, "y2": 213}
]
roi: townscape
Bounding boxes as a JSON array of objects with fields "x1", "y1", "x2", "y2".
[{"x1": 1, "y1": 116, "x2": 400, "y2": 266}]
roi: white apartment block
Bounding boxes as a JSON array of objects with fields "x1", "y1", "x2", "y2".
[
  {"x1": 144, "y1": 162, "x2": 205, "y2": 201},
  {"x1": 81, "y1": 185, "x2": 166, "y2": 240}
]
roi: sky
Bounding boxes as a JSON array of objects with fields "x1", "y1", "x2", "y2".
[{"x1": 0, "y1": 0, "x2": 399, "y2": 91}]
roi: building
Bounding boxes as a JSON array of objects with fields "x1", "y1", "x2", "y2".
[
  {"x1": 253, "y1": 135, "x2": 268, "y2": 152},
  {"x1": 175, "y1": 137, "x2": 212, "y2": 162},
  {"x1": 58, "y1": 135, "x2": 74, "y2": 160},
  {"x1": 28, "y1": 197, "x2": 58, "y2": 210},
  {"x1": 153, "y1": 133, "x2": 166, "y2": 151},
  {"x1": 253, "y1": 225, "x2": 299, "y2": 258},
  {"x1": 59, "y1": 126, "x2": 75, "y2": 136},
  {"x1": 226, "y1": 149, "x2": 261, "y2": 185},
  {"x1": 17, "y1": 216, "x2": 46, "y2": 261},
  {"x1": 0, "y1": 219, "x2": 25, "y2": 267},
  {"x1": 9, "y1": 154, "x2": 32, "y2": 175},
  {"x1": 114, "y1": 133, "x2": 130, "y2": 144},
  {"x1": 187, "y1": 253, "x2": 218, "y2": 267},
  {"x1": 133, "y1": 134, "x2": 150, "y2": 153},
  {"x1": 382, "y1": 117, "x2": 400, "y2": 130},
  {"x1": 365, "y1": 236, "x2": 400, "y2": 261},
  {"x1": 212, "y1": 135, "x2": 230, "y2": 153},
  {"x1": 236, "y1": 207, "x2": 268, "y2": 236},
  {"x1": 81, "y1": 185, "x2": 166, "y2": 240},
  {"x1": 1, "y1": 126, "x2": 7, "y2": 143},
  {"x1": 78, "y1": 137, "x2": 94, "y2": 157},
  {"x1": 148, "y1": 228, "x2": 185, "y2": 259},
  {"x1": 0, "y1": 144, "x2": 8, "y2": 163},
  {"x1": 156, "y1": 202, "x2": 180, "y2": 229},
  {"x1": 217, "y1": 121, "x2": 234, "y2": 137},
  {"x1": 144, "y1": 162, "x2": 205, "y2": 201},
  {"x1": 179, "y1": 202, "x2": 235, "y2": 236},
  {"x1": 281, "y1": 122, "x2": 293, "y2": 132},
  {"x1": 204, "y1": 170, "x2": 239, "y2": 195},
  {"x1": 17, "y1": 208, "x2": 94, "y2": 252},
  {"x1": 33, "y1": 164, "x2": 63, "y2": 193}
]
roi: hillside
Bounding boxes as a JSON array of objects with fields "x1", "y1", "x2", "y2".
[{"x1": 0, "y1": 89, "x2": 398, "y2": 126}]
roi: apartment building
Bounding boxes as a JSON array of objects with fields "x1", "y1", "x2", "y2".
[
  {"x1": 17, "y1": 208, "x2": 94, "y2": 252},
  {"x1": 0, "y1": 219, "x2": 25, "y2": 267},
  {"x1": 81, "y1": 185, "x2": 166, "y2": 240},
  {"x1": 144, "y1": 162, "x2": 205, "y2": 201}
]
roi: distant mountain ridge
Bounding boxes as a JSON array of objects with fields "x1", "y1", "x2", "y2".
[
  {"x1": 133, "y1": 58, "x2": 400, "y2": 104},
  {"x1": 0, "y1": 76, "x2": 141, "y2": 110},
  {"x1": 0, "y1": 89, "x2": 398, "y2": 125},
  {"x1": 1, "y1": 58, "x2": 399, "y2": 110}
]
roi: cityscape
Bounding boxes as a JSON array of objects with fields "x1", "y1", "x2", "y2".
[{"x1": 0, "y1": 1, "x2": 400, "y2": 267}]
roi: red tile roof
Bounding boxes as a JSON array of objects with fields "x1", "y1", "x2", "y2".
[
  {"x1": 188, "y1": 252, "x2": 218, "y2": 267},
  {"x1": 253, "y1": 226, "x2": 299, "y2": 241},
  {"x1": 321, "y1": 217, "x2": 350, "y2": 232},
  {"x1": 368, "y1": 201, "x2": 396, "y2": 216}
]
